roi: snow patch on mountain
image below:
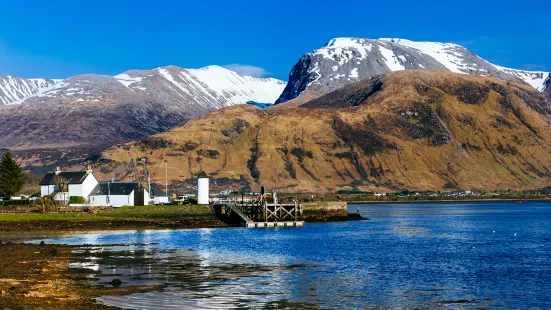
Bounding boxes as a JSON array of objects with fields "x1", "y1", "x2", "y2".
[
  {"x1": 377, "y1": 45, "x2": 405, "y2": 71},
  {"x1": 390, "y1": 40, "x2": 473, "y2": 73},
  {"x1": 9, "y1": 81, "x2": 68, "y2": 104},
  {"x1": 0, "y1": 76, "x2": 58, "y2": 105},
  {"x1": 115, "y1": 74, "x2": 144, "y2": 89},
  {"x1": 184, "y1": 65, "x2": 286, "y2": 104},
  {"x1": 494, "y1": 66, "x2": 548, "y2": 91}
]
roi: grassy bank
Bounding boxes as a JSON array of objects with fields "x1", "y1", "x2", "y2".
[
  {"x1": 0, "y1": 202, "x2": 366, "y2": 234},
  {"x1": 0, "y1": 205, "x2": 228, "y2": 233}
]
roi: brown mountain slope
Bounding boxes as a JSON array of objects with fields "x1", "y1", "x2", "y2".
[{"x1": 98, "y1": 71, "x2": 551, "y2": 193}]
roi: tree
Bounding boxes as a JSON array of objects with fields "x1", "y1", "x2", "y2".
[
  {"x1": 21, "y1": 172, "x2": 41, "y2": 196},
  {"x1": 0, "y1": 152, "x2": 25, "y2": 196},
  {"x1": 52, "y1": 175, "x2": 69, "y2": 205}
]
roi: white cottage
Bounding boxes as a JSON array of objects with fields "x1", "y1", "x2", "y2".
[
  {"x1": 39, "y1": 167, "x2": 98, "y2": 201},
  {"x1": 89, "y1": 182, "x2": 150, "y2": 207}
]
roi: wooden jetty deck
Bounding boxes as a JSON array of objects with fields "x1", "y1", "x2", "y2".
[{"x1": 213, "y1": 197, "x2": 304, "y2": 228}]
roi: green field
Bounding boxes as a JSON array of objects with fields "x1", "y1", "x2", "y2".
[{"x1": 0, "y1": 205, "x2": 213, "y2": 222}]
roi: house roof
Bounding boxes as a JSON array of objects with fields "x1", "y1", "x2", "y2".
[
  {"x1": 39, "y1": 171, "x2": 91, "y2": 185},
  {"x1": 89, "y1": 182, "x2": 141, "y2": 196}
]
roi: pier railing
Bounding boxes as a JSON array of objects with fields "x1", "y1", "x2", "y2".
[
  {"x1": 213, "y1": 198, "x2": 303, "y2": 226},
  {"x1": 219, "y1": 199, "x2": 254, "y2": 224}
]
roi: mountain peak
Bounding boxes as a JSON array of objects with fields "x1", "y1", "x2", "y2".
[
  {"x1": 377, "y1": 38, "x2": 413, "y2": 43},
  {"x1": 276, "y1": 37, "x2": 550, "y2": 103}
]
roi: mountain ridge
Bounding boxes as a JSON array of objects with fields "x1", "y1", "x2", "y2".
[
  {"x1": 276, "y1": 37, "x2": 550, "y2": 103},
  {"x1": 0, "y1": 65, "x2": 286, "y2": 152}
]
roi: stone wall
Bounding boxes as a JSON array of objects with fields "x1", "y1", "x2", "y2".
[{"x1": 301, "y1": 201, "x2": 358, "y2": 222}]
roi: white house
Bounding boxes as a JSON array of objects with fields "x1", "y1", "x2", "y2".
[
  {"x1": 39, "y1": 167, "x2": 98, "y2": 201},
  {"x1": 89, "y1": 182, "x2": 150, "y2": 207}
]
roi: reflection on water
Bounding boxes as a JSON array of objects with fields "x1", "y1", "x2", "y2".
[
  {"x1": 66, "y1": 243, "x2": 314, "y2": 309},
  {"x1": 39, "y1": 202, "x2": 551, "y2": 309}
]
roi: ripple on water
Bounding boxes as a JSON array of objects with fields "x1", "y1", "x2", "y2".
[{"x1": 37, "y1": 201, "x2": 551, "y2": 309}]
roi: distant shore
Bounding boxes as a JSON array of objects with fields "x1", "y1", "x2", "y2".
[{"x1": 348, "y1": 198, "x2": 551, "y2": 204}]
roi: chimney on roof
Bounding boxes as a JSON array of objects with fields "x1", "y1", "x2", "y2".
[
  {"x1": 86, "y1": 165, "x2": 92, "y2": 173},
  {"x1": 55, "y1": 167, "x2": 61, "y2": 175}
]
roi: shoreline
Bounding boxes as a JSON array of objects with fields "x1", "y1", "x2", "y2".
[
  {"x1": 0, "y1": 242, "x2": 161, "y2": 309},
  {"x1": 0, "y1": 203, "x2": 364, "y2": 308},
  {"x1": 0, "y1": 203, "x2": 364, "y2": 235},
  {"x1": 347, "y1": 198, "x2": 551, "y2": 204}
]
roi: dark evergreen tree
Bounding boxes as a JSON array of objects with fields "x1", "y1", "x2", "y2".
[{"x1": 0, "y1": 152, "x2": 25, "y2": 196}]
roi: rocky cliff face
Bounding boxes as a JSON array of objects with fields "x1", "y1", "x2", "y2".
[
  {"x1": 544, "y1": 74, "x2": 551, "y2": 101},
  {"x1": 0, "y1": 65, "x2": 286, "y2": 151},
  {"x1": 276, "y1": 38, "x2": 550, "y2": 103},
  {"x1": 0, "y1": 76, "x2": 58, "y2": 105},
  {"x1": 98, "y1": 71, "x2": 551, "y2": 193}
]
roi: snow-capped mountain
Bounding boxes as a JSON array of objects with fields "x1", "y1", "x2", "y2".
[
  {"x1": 0, "y1": 65, "x2": 286, "y2": 151},
  {"x1": 0, "y1": 76, "x2": 58, "y2": 105},
  {"x1": 276, "y1": 37, "x2": 550, "y2": 103},
  {"x1": 16, "y1": 65, "x2": 286, "y2": 109}
]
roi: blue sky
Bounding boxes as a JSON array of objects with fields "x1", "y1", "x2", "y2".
[{"x1": 0, "y1": 0, "x2": 549, "y2": 80}]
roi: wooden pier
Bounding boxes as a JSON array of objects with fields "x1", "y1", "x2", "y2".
[{"x1": 212, "y1": 195, "x2": 304, "y2": 228}]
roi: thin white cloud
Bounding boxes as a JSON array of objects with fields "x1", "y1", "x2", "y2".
[{"x1": 223, "y1": 64, "x2": 271, "y2": 78}]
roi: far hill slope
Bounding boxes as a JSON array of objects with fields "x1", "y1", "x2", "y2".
[
  {"x1": 0, "y1": 76, "x2": 58, "y2": 105},
  {"x1": 276, "y1": 37, "x2": 550, "y2": 103},
  {"x1": 98, "y1": 71, "x2": 551, "y2": 193},
  {"x1": 0, "y1": 65, "x2": 286, "y2": 151}
]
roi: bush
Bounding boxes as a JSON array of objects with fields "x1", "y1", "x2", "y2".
[
  {"x1": 69, "y1": 196, "x2": 86, "y2": 204},
  {"x1": 0, "y1": 200, "x2": 31, "y2": 206}
]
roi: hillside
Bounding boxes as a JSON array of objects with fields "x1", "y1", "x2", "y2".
[
  {"x1": 0, "y1": 75, "x2": 58, "y2": 105},
  {"x1": 0, "y1": 65, "x2": 286, "y2": 152},
  {"x1": 97, "y1": 71, "x2": 551, "y2": 193},
  {"x1": 276, "y1": 37, "x2": 550, "y2": 103}
]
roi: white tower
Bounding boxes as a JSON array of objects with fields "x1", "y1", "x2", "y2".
[{"x1": 197, "y1": 172, "x2": 209, "y2": 204}]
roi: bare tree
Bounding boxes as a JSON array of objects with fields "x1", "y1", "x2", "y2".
[{"x1": 53, "y1": 175, "x2": 69, "y2": 206}]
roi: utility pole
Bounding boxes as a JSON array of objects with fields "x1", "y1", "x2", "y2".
[{"x1": 164, "y1": 159, "x2": 168, "y2": 197}]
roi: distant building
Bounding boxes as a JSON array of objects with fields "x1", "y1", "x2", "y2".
[
  {"x1": 89, "y1": 182, "x2": 150, "y2": 207},
  {"x1": 39, "y1": 167, "x2": 98, "y2": 201},
  {"x1": 219, "y1": 189, "x2": 234, "y2": 196},
  {"x1": 153, "y1": 196, "x2": 169, "y2": 205}
]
